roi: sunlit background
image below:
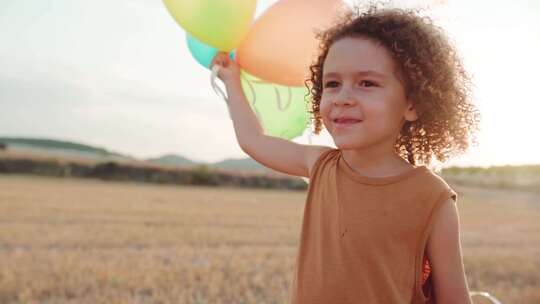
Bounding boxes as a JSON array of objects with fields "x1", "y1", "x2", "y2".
[
  {"x1": 1, "y1": 2, "x2": 539, "y2": 303},
  {"x1": 1, "y1": 0, "x2": 539, "y2": 167}
]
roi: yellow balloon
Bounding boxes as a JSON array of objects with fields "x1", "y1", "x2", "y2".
[{"x1": 163, "y1": 0, "x2": 257, "y2": 52}]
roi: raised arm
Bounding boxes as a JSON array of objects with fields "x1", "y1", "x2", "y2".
[{"x1": 211, "y1": 52, "x2": 331, "y2": 177}]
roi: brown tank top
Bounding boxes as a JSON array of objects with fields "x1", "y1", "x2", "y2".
[{"x1": 288, "y1": 149, "x2": 457, "y2": 304}]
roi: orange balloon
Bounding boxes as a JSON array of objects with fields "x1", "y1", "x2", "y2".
[{"x1": 236, "y1": 0, "x2": 348, "y2": 86}]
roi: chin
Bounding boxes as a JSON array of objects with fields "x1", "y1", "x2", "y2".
[
  {"x1": 332, "y1": 129, "x2": 393, "y2": 151},
  {"x1": 333, "y1": 139, "x2": 367, "y2": 150}
]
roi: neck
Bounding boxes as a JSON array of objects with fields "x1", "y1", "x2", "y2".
[{"x1": 340, "y1": 138, "x2": 415, "y2": 178}]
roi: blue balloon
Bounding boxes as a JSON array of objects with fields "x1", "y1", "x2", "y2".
[{"x1": 186, "y1": 34, "x2": 235, "y2": 69}]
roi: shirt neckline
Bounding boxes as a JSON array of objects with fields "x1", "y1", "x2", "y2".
[{"x1": 337, "y1": 149, "x2": 428, "y2": 185}]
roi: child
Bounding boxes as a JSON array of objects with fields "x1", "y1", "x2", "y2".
[{"x1": 211, "y1": 3, "x2": 480, "y2": 304}]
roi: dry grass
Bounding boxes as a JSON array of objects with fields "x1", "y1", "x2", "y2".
[{"x1": 0, "y1": 175, "x2": 538, "y2": 304}]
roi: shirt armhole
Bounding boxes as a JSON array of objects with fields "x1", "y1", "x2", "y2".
[
  {"x1": 308, "y1": 148, "x2": 336, "y2": 181},
  {"x1": 414, "y1": 187, "x2": 458, "y2": 302}
]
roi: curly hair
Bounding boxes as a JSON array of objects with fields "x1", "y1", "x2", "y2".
[{"x1": 305, "y1": 2, "x2": 481, "y2": 166}]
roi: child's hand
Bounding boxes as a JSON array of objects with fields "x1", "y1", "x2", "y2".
[{"x1": 210, "y1": 52, "x2": 241, "y2": 89}]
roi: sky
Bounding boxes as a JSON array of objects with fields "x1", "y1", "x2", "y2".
[{"x1": 0, "y1": 0, "x2": 539, "y2": 167}]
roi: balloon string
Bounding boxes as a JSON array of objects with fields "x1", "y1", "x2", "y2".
[
  {"x1": 210, "y1": 65, "x2": 232, "y2": 119},
  {"x1": 306, "y1": 106, "x2": 313, "y2": 145},
  {"x1": 301, "y1": 112, "x2": 314, "y2": 185}
]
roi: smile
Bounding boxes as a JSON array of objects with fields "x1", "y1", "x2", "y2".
[{"x1": 333, "y1": 119, "x2": 362, "y2": 128}]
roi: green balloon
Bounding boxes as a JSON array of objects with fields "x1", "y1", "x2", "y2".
[{"x1": 240, "y1": 70, "x2": 310, "y2": 140}]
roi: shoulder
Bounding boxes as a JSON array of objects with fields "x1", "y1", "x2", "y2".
[
  {"x1": 306, "y1": 147, "x2": 337, "y2": 177},
  {"x1": 417, "y1": 167, "x2": 458, "y2": 204}
]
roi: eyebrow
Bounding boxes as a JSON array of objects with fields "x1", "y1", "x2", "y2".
[{"x1": 323, "y1": 70, "x2": 387, "y2": 79}]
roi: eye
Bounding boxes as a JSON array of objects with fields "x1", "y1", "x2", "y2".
[
  {"x1": 359, "y1": 80, "x2": 377, "y2": 87},
  {"x1": 324, "y1": 81, "x2": 339, "y2": 88}
]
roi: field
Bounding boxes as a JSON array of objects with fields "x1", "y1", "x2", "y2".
[{"x1": 0, "y1": 175, "x2": 538, "y2": 304}]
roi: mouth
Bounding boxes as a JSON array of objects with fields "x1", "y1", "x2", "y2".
[{"x1": 333, "y1": 117, "x2": 362, "y2": 126}]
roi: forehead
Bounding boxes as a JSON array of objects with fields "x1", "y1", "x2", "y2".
[{"x1": 323, "y1": 37, "x2": 397, "y2": 79}]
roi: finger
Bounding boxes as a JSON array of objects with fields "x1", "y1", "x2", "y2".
[
  {"x1": 211, "y1": 53, "x2": 226, "y2": 67},
  {"x1": 210, "y1": 58, "x2": 220, "y2": 69}
]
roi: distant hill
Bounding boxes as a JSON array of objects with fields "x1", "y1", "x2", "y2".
[
  {"x1": 0, "y1": 137, "x2": 133, "y2": 161},
  {"x1": 145, "y1": 154, "x2": 270, "y2": 173},
  {"x1": 212, "y1": 157, "x2": 271, "y2": 173},
  {"x1": 0, "y1": 137, "x2": 271, "y2": 174},
  {"x1": 145, "y1": 154, "x2": 198, "y2": 167}
]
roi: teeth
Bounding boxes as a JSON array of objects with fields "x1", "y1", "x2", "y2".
[{"x1": 335, "y1": 119, "x2": 360, "y2": 123}]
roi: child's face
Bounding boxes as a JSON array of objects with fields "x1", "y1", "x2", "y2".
[{"x1": 320, "y1": 37, "x2": 417, "y2": 151}]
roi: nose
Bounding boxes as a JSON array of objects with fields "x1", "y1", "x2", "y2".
[{"x1": 333, "y1": 88, "x2": 357, "y2": 107}]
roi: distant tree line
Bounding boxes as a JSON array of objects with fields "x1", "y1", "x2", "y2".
[
  {"x1": 0, "y1": 157, "x2": 308, "y2": 191},
  {"x1": 442, "y1": 165, "x2": 540, "y2": 194}
]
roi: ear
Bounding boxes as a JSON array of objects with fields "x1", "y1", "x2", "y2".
[{"x1": 404, "y1": 101, "x2": 418, "y2": 122}]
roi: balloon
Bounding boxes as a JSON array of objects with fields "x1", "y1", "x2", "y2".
[
  {"x1": 186, "y1": 34, "x2": 235, "y2": 69},
  {"x1": 237, "y1": 0, "x2": 348, "y2": 86},
  {"x1": 240, "y1": 70, "x2": 309, "y2": 139},
  {"x1": 163, "y1": 0, "x2": 257, "y2": 51}
]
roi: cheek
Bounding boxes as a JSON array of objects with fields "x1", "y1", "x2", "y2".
[
  {"x1": 366, "y1": 100, "x2": 399, "y2": 118},
  {"x1": 367, "y1": 105, "x2": 405, "y2": 133},
  {"x1": 316, "y1": 102, "x2": 330, "y2": 130},
  {"x1": 319, "y1": 98, "x2": 331, "y2": 118}
]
